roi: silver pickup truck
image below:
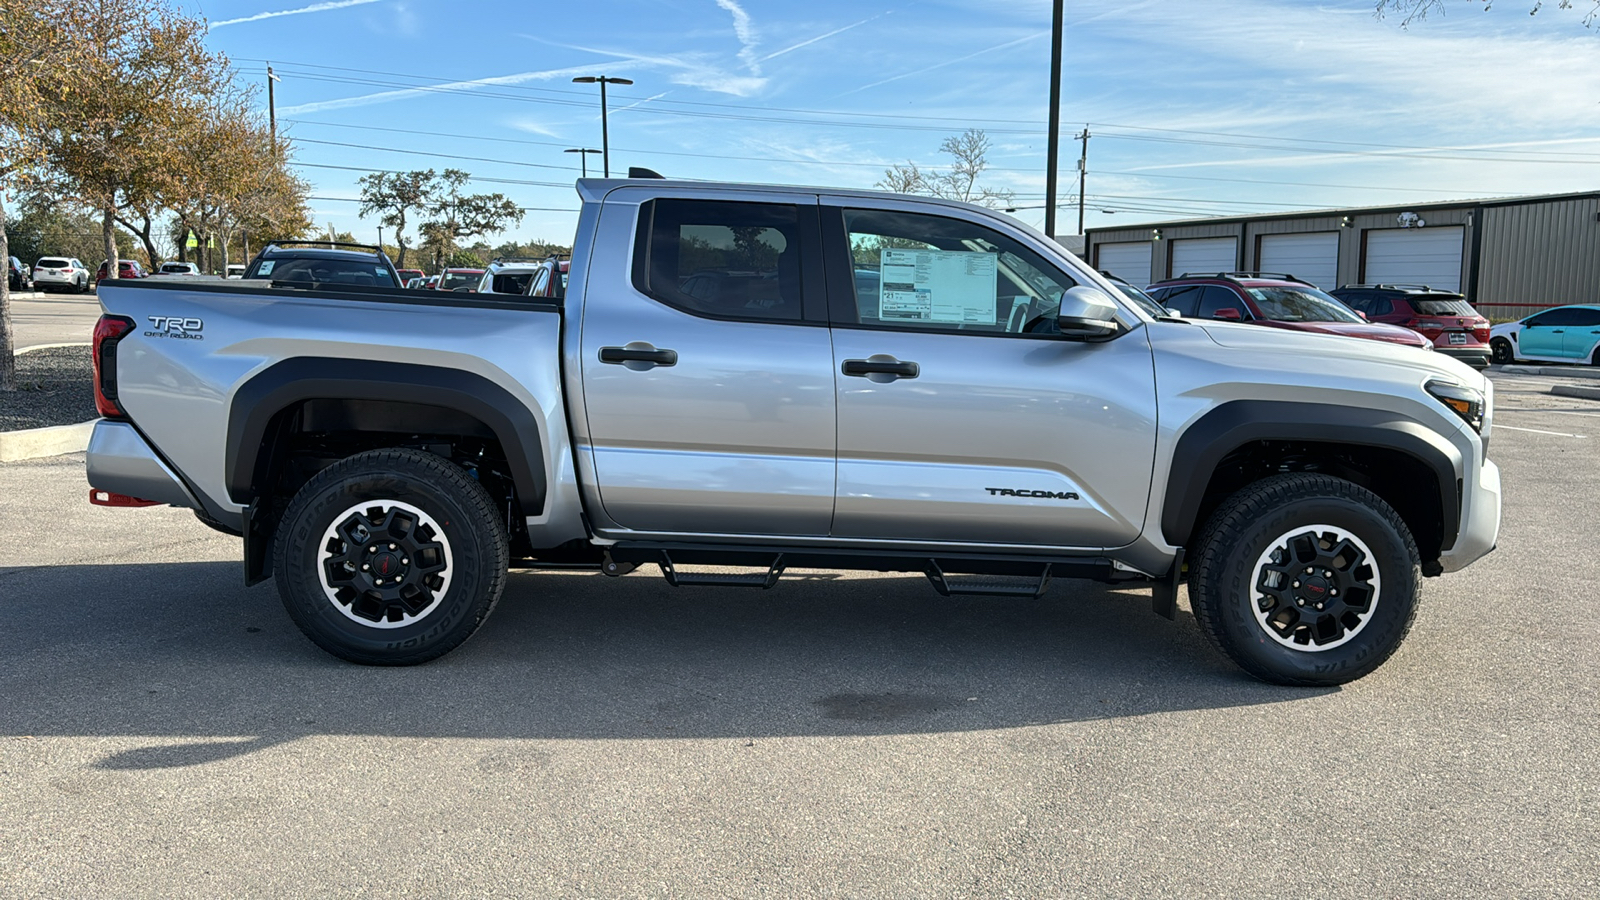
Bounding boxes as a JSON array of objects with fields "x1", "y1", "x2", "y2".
[{"x1": 86, "y1": 178, "x2": 1501, "y2": 685}]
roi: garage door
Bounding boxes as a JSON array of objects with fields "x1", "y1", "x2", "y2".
[
  {"x1": 1095, "y1": 242, "x2": 1152, "y2": 285},
  {"x1": 1170, "y1": 237, "x2": 1237, "y2": 278},
  {"x1": 1259, "y1": 232, "x2": 1339, "y2": 289},
  {"x1": 1363, "y1": 227, "x2": 1464, "y2": 292}
]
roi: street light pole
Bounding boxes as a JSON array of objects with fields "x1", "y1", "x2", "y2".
[
  {"x1": 572, "y1": 76, "x2": 634, "y2": 177},
  {"x1": 1043, "y1": 0, "x2": 1063, "y2": 238},
  {"x1": 564, "y1": 147, "x2": 601, "y2": 178}
]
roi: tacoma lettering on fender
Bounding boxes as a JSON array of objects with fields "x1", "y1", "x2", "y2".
[{"x1": 86, "y1": 178, "x2": 1500, "y2": 686}]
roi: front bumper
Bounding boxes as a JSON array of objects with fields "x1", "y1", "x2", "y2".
[
  {"x1": 1438, "y1": 456, "x2": 1500, "y2": 573},
  {"x1": 85, "y1": 420, "x2": 201, "y2": 509}
]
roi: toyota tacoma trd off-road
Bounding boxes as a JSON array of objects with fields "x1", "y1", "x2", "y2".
[{"x1": 85, "y1": 179, "x2": 1501, "y2": 685}]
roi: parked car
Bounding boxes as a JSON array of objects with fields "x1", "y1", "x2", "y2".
[
  {"x1": 1146, "y1": 273, "x2": 1433, "y2": 351},
  {"x1": 8, "y1": 256, "x2": 30, "y2": 291},
  {"x1": 525, "y1": 258, "x2": 569, "y2": 300},
  {"x1": 436, "y1": 267, "x2": 485, "y2": 292},
  {"x1": 242, "y1": 241, "x2": 402, "y2": 288},
  {"x1": 225, "y1": 264, "x2": 246, "y2": 279},
  {"x1": 157, "y1": 262, "x2": 201, "y2": 275},
  {"x1": 1332, "y1": 284, "x2": 1491, "y2": 369},
  {"x1": 423, "y1": 274, "x2": 440, "y2": 289},
  {"x1": 404, "y1": 277, "x2": 427, "y2": 290},
  {"x1": 32, "y1": 257, "x2": 89, "y2": 293},
  {"x1": 476, "y1": 258, "x2": 545, "y2": 295},
  {"x1": 395, "y1": 268, "x2": 425, "y2": 286},
  {"x1": 95, "y1": 259, "x2": 148, "y2": 285},
  {"x1": 87, "y1": 178, "x2": 1500, "y2": 686},
  {"x1": 1490, "y1": 304, "x2": 1600, "y2": 366}
]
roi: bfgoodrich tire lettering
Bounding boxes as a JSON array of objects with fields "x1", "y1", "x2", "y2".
[
  {"x1": 1188, "y1": 473, "x2": 1421, "y2": 686},
  {"x1": 273, "y1": 448, "x2": 509, "y2": 665}
]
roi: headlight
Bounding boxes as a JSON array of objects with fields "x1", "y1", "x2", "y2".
[{"x1": 1426, "y1": 380, "x2": 1485, "y2": 433}]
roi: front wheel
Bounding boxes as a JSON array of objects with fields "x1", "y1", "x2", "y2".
[
  {"x1": 1490, "y1": 338, "x2": 1514, "y2": 366},
  {"x1": 274, "y1": 448, "x2": 509, "y2": 665},
  {"x1": 1188, "y1": 474, "x2": 1421, "y2": 686}
]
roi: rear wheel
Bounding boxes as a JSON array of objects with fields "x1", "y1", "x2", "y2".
[
  {"x1": 273, "y1": 448, "x2": 509, "y2": 665},
  {"x1": 1490, "y1": 338, "x2": 1514, "y2": 365},
  {"x1": 1189, "y1": 473, "x2": 1421, "y2": 686}
]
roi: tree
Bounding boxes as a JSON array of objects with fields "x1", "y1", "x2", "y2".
[
  {"x1": 357, "y1": 169, "x2": 435, "y2": 268},
  {"x1": 419, "y1": 169, "x2": 525, "y2": 267},
  {"x1": 1375, "y1": 0, "x2": 1600, "y2": 26},
  {"x1": 877, "y1": 129, "x2": 1015, "y2": 209},
  {"x1": 31, "y1": 0, "x2": 225, "y2": 290},
  {"x1": 0, "y1": 0, "x2": 90, "y2": 389}
]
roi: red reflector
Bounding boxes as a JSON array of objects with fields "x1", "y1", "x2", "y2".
[{"x1": 90, "y1": 489, "x2": 160, "y2": 507}]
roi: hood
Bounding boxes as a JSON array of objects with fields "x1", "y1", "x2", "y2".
[
  {"x1": 1195, "y1": 319, "x2": 1485, "y2": 389},
  {"x1": 1253, "y1": 319, "x2": 1430, "y2": 348}
]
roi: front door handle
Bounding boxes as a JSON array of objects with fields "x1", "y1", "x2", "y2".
[
  {"x1": 841, "y1": 356, "x2": 920, "y2": 380},
  {"x1": 599, "y1": 343, "x2": 678, "y2": 369}
]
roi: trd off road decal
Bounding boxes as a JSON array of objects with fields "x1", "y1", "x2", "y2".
[{"x1": 145, "y1": 316, "x2": 204, "y2": 340}]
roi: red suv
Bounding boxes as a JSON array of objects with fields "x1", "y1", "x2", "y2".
[
  {"x1": 1146, "y1": 272, "x2": 1432, "y2": 351},
  {"x1": 1329, "y1": 285, "x2": 1491, "y2": 369},
  {"x1": 95, "y1": 259, "x2": 148, "y2": 285}
]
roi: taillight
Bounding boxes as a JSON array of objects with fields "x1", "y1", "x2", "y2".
[{"x1": 93, "y1": 315, "x2": 135, "y2": 418}]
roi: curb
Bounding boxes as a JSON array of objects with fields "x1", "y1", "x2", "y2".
[
  {"x1": 1498, "y1": 364, "x2": 1600, "y2": 380},
  {"x1": 17, "y1": 341, "x2": 92, "y2": 354},
  {"x1": 0, "y1": 420, "x2": 96, "y2": 462},
  {"x1": 1551, "y1": 384, "x2": 1600, "y2": 402}
]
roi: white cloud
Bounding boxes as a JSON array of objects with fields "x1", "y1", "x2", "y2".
[
  {"x1": 714, "y1": 0, "x2": 762, "y2": 74},
  {"x1": 211, "y1": 0, "x2": 383, "y2": 29}
]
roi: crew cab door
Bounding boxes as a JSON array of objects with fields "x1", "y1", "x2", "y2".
[
  {"x1": 819, "y1": 198, "x2": 1158, "y2": 548},
  {"x1": 576, "y1": 189, "x2": 836, "y2": 536}
]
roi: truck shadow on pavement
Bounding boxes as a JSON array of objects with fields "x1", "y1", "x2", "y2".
[{"x1": 0, "y1": 560, "x2": 1331, "y2": 769}]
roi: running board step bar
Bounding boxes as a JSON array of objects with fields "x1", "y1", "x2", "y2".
[
  {"x1": 925, "y1": 561, "x2": 1052, "y2": 598},
  {"x1": 658, "y1": 552, "x2": 785, "y2": 589}
]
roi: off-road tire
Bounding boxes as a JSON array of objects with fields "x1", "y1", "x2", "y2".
[
  {"x1": 1490, "y1": 338, "x2": 1514, "y2": 366},
  {"x1": 1188, "y1": 473, "x2": 1421, "y2": 686},
  {"x1": 274, "y1": 448, "x2": 509, "y2": 665}
]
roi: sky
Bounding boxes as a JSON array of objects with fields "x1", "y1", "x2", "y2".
[{"x1": 190, "y1": 0, "x2": 1600, "y2": 246}]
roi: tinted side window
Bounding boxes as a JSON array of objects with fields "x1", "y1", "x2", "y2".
[
  {"x1": 1163, "y1": 285, "x2": 1205, "y2": 317},
  {"x1": 1567, "y1": 308, "x2": 1600, "y2": 327},
  {"x1": 634, "y1": 199, "x2": 803, "y2": 321},
  {"x1": 490, "y1": 272, "x2": 534, "y2": 294},
  {"x1": 837, "y1": 208, "x2": 1078, "y2": 336},
  {"x1": 1366, "y1": 297, "x2": 1394, "y2": 316},
  {"x1": 1527, "y1": 308, "x2": 1578, "y2": 328},
  {"x1": 1197, "y1": 286, "x2": 1247, "y2": 319}
]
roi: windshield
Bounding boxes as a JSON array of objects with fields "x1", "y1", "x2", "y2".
[
  {"x1": 440, "y1": 271, "x2": 482, "y2": 290},
  {"x1": 1412, "y1": 297, "x2": 1475, "y2": 316},
  {"x1": 1112, "y1": 282, "x2": 1167, "y2": 318},
  {"x1": 1246, "y1": 286, "x2": 1363, "y2": 323},
  {"x1": 250, "y1": 257, "x2": 396, "y2": 287}
]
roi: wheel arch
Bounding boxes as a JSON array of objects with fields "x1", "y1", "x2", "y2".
[{"x1": 1162, "y1": 400, "x2": 1462, "y2": 562}]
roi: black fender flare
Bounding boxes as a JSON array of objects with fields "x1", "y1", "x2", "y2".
[
  {"x1": 1160, "y1": 400, "x2": 1461, "y2": 550},
  {"x1": 225, "y1": 357, "x2": 547, "y2": 513}
]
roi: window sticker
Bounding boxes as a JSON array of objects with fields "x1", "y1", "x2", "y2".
[
  {"x1": 257, "y1": 260, "x2": 275, "y2": 275},
  {"x1": 879, "y1": 248, "x2": 998, "y2": 324},
  {"x1": 375, "y1": 266, "x2": 388, "y2": 276}
]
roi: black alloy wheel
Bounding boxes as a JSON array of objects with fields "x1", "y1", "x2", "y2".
[{"x1": 1490, "y1": 338, "x2": 1514, "y2": 366}]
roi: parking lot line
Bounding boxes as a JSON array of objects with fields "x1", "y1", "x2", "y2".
[{"x1": 1493, "y1": 424, "x2": 1585, "y2": 438}]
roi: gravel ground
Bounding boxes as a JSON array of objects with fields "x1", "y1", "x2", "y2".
[{"x1": 0, "y1": 346, "x2": 96, "y2": 431}]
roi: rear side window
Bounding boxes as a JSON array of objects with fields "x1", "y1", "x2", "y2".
[
  {"x1": 1197, "y1": 286, "x2": 1247, "y2": 319},
  {"x1": 1569, "y1": 308, "x2": 1600, "y2": 327},
  {"x1": 1162, "y1": 285, "x2": 1205, "y2": 317},
  {"x1": 634, "y1": 198, "x2": 803, "y2": 321}
]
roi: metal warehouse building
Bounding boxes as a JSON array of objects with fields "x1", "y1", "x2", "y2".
[{"x1": 1084, "y1": 190, "x2": 1600, "y2": 319}]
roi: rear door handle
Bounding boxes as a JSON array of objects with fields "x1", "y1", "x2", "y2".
[
  {"x1": 599, "y1": 344, "x2": 678, "y2": 368},
  {"x1": 1551, "y1": 330, "x2": 1565, "y2": 334},
  {"x1": 841, "y1": 356, "x2": 920, "y2": 379}
]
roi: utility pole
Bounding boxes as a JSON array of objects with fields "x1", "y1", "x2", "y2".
[
  {"x1": 571, "y1": 76, "x2": 634, "y2": 177},
  {"x1": 1043, "y1": 0, "x2": 1063, "y2": 238},
  {"x1": 1077, "y1": 127, "x2": 1090, "y2": 236},
  {"x1": 267, "y1": 64, "x2": 282, "y2": 157},
  {"x1": 564, "y1": 147, "x2": 601, "y2": 178}
]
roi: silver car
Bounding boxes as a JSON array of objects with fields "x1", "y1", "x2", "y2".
[{"x1": 32, "y1": 257, "x2": 89, "y2": 293}]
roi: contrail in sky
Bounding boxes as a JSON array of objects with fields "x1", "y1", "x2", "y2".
[{"x1": 211, "y1": 0, "x2": 383, "y2": 29}]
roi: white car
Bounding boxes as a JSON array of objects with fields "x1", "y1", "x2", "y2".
[
  {"x1": 1490, "y1": 305, "x2": 1600, "y2": 366},
  {"x1": 32, "y1": 257, "x2": 89, "y2": 293},
  {"x1": 157, "y1": 262, "x2": 201, "y2": 275},
  {"x1": 225, "y1": 265, "x2": 246, "y2": 279}
]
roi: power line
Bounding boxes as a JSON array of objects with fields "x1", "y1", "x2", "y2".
[{"x1": 308, "y1": 195, "x2": 577, "y2": 213}]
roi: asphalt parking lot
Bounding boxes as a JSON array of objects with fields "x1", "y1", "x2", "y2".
[{"x1": 1, "y1": 368, "x2": 1596, "y2": 898}]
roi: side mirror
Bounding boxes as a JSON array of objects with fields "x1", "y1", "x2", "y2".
[
  {"x1": 1211, "y1": 307, "x2": 1242, "y2": 320},
  {"x1": 1056, "y1": 286, "x2": 1121, "y2": 341},
  {"x1": 1166, "y1": 307, "x2": 1184, "y2": 318}
]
